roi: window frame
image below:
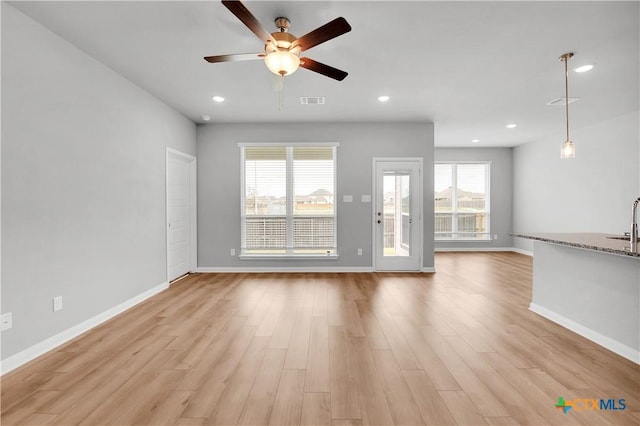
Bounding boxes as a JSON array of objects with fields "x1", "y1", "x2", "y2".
[
  {"x1": 238, "y1": 142, "x2": 339, "y2": 259},
  {"x1": 434, "y1": 161, "x2": 491, "y2": 242}
]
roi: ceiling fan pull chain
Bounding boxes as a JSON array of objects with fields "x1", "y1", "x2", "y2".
[{"x1": 278, "y1": 75, "x2": 285, "y2": 110}]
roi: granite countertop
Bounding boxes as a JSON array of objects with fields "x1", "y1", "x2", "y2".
[{"x1": 511, "y1": 232, "x2": 640, "y2": 258}]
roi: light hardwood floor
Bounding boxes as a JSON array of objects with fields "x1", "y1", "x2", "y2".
[{"x1": 2, "y1": 252, "x2": 639, "y2": 425}]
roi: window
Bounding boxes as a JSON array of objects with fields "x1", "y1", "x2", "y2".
[
  {"x1": 240, "y1": 143, "x2": 337, "y2": 257},
  {"x1": 434, "y1": 162, "x2": 490, "y2": 240}
]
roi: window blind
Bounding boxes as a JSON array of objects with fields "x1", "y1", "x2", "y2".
[{"x1": 241, "y1": 144, "x2": 337, "y2": 256}]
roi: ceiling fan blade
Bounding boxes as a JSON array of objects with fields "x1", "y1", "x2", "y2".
[
  {"x1": 292, "y1": 17, "x2": 352, "y2": 52},
  {"x1": 299, "y1": 57, "x2": 348, "y2": 81},
  {"x1": 204, "y1": 53, "x2": 264, "y2": 63},
  {"x1": 221, "y1": 0, "x2": 272, "y2": 44}
]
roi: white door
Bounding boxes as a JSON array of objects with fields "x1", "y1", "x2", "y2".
[
  {"x1": 167, "y1": 149, "x2": 196, "y2": 281},
  {"x1": 373, "y1": 159, "x2": 422, "y2": 271}
]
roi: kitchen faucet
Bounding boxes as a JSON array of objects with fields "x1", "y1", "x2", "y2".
[{"x1": 633, "y1": 197, "x2": 640, "y2": 251}]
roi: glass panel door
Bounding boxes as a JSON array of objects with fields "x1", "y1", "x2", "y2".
[{"x1": 374, "y1": 160, "x2": 422, "y2": 271}]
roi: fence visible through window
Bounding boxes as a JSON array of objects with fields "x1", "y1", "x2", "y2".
[{"x1": 244, "y1": 215, "x2": 335, "y2": 254}]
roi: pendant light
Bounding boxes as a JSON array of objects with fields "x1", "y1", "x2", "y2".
[{"x1": 559, "y1": 52, "x2": 575, "y2": 159}]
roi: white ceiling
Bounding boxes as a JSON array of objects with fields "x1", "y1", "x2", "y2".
[{"x1": 9, "y1": 1, "x2": 639, "y2": 147}]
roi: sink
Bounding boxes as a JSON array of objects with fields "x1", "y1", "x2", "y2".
[{"x1": 606, "y1": 236, "x2": 640, "y2": 242}]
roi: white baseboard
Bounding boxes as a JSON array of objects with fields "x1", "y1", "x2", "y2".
[
  {"x1": 196, "y1": 267, "x2": 437, "y2": 273},
  {"x1": 1, "y1": 281, "x2": 169, "y2": 375},
  {"x1": 434, "y1": 247, "x2": 533, "y2": 257},
  {"x1": 196, "y1": 267, "x2": 375, "y2": 273},
  {"x1": 511, "y1": 247, "x2": 533, "y2": 256},
  {"x1": 197, "y1": 249, "x2": 532, "y2": 274},
  {"x1": 529, "y1": 303, "x2": 639, "y2": 365},
  {"x1": 435, "y1": 247, "x2": 515, "y2": 252}
]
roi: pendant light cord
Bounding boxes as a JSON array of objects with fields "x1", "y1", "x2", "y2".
[{"x1": 564, "y1": 55, "x2": 570, "y2": 142}]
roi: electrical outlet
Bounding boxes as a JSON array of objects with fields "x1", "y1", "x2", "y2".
[
  {"x1": 493, "y1": 234, "x2": 498, "y2": 240},
  {"x1": 53, "y1": 296, "x2": 63, "y2": 312},
  {"x1": 230, "y1": 248, "x2": 236, "y2": 256},
  {"x1": 357, "y1": 248, "x2": 363, "y2": 256},
  {"x1": 1, "y1": 313, "x2": 12, "y2": 331}
]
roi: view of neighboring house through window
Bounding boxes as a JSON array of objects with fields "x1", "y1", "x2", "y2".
[
  {"x1": 240, "y1": 143, "x2": 337, "y2": 256},
  {"x1": 434, "y1": 162, "x2": 490, "y2": 240}
]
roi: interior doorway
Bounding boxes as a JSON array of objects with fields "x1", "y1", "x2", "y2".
[{"x1": 166, "y1": 148, "x2": 197, "y2": 282}]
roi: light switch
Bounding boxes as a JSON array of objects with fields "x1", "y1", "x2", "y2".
[
  {"x1": 53, "y1": 296, "x2": 63, "y2": 312},
  {"x1": 361, "y1": 195, "x2": 371, "y2": 203},
  {"x1": 343, "y1": 195, "x2": 353, "y2": 202}
]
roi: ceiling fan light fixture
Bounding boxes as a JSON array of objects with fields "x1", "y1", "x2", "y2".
[
  {"x1": 265, "y1": 50, "x2": 300, "y2": 76},
  {"x1": 208, "y1": 2, "x2": 351, "y2": 81}
]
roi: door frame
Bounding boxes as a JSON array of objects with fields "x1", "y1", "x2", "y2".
[
  {"x1": 372, "y1": 157, "x2": 423, "y2": 271},
  {"x1": 166, "y1": 147, "x2": 197, "y2": 282}
]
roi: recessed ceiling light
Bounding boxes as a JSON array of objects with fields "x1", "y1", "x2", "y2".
[
  {"x1": 471, "y1": 139, "x2": 480, "y2": 143},
  {"x1": 202, "y1": 115, "x2": 211, "y2": 121},
  {"x1": 506, "y1": 123, "x2": 517, "y2": 129},
  {"x1": 574, "y1": 64, "x2": 594, "y2": 73},
  {"x1": 546, "y1": 97, "x2": 580, "y2": 106},
  {"x1": 212, "y1": 96, "x2": 225, "y2": 103},
  {"x1": 378, "y1": 95, "x2": 390, "y2": 102}
]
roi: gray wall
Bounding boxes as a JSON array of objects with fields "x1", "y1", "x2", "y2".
[
  {"x1": 1, "y1": 4, "x2": 196, "y2": 360},
  {"x1": 434, "y1": 148, "x2": 513, "y2": 249},
  {"x1": 197, "y1": 122, "x2": 434, "y2": 269},
  {"x1": 513, "y1": 111, "x2": 639, "y2": 252}
]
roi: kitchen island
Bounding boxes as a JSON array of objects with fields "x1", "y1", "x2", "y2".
[{"x1": 512, "y1": 232, "x2": 640, "y2": 364}]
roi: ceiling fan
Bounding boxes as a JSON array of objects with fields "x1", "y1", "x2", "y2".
[{"x1": 204, "y1": 0, "x2": 352, "y2": 81}]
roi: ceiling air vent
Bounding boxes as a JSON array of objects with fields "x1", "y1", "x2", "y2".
[
  {"x1": 300, "y1": 96, "x2": 326, "y2": 105},
  {"x1": 546, "y1": 97, "x2": 580, "y2": 106}
]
